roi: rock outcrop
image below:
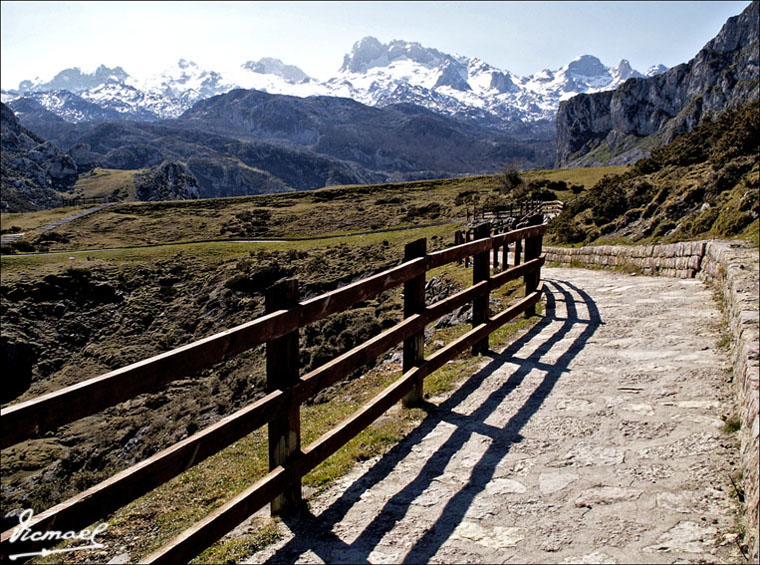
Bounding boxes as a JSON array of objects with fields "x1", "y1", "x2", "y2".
[
  {"x1": 134, "y1": 161, "x2": 200, "y2": 201},
  {"x1": 0, "y1": 102, "x2": 78, "y2": 211},
  {"x1": 556, "y1": 1, "x2": 759, "y2": 167}
]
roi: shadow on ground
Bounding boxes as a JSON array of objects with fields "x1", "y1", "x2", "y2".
[{"x1": 264, "y1": 279, "x2": 602, "y2": 564}]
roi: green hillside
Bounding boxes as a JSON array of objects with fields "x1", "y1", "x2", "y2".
[{"x1": 548, "y1": 100, "x2": 760, "y2": 246}]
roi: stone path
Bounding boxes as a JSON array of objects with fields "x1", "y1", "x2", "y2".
[
  {"x1": 37, "y1": 202, "x2": 116, "y2": 232},
  {"x1": 0, "y1": 233, "x2": 24, "y2": 246},
  {"x1": 245, "y1": 267, "x2": 744, "y2": 564},
  {"x1": 1, "y1": 203, "x2": 116, "y2": 246}
]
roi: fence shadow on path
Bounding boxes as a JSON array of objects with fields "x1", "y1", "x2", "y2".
[{"x1": 264, "y1": 278, "x2": 602, "y2": 564}]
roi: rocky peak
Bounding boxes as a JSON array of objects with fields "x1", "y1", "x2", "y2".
[
  {"x1": 702, "y1": 0, "x2": 759, "y2": 53},
  {"x1": 566, "y1": 55, "x2": 609, "y2": 78},
  {"x1": 614, "y1": 59, "x2": 643, "y2": 81},
  {"x1": 18, "y1": 65, "x2": 130, "y2": 94},
  {"x1": 241, "y1": 58, "x2": 310, "y2": 83},
  {"x1": 341, "y1": 37, "x2": 387, "y2": 73},
  {"x1": 645, "y1": 64, "x2": 669, "y2": 77},
  {"x1": 433, "y1": 59, "x2": 471, "y2": 91},
  {"x1": 340, "y1": 36, "x2": 449, "y2": 73},
  {"x1": 489, "y1": 71, "x2": 518, "y2": 94},
  {"x1": 555, "y1": 1, "x2": 759, "y2": 167}
]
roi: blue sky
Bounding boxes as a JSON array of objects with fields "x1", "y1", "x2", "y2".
[{"x1": 0, "y1": 1, "x2": 751, "y2": 89}]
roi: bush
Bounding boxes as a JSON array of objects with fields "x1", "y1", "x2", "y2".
[
  {"x1": 545, "y1": 180, "x2": 568, "y2": 192},
  {"x1": 590, "y1": 179, "x2": 628, "y2": 226},
  {"x1": 528, "y1": 188, "x2": 558, "y2": 201},
  {"x1": 404, "y1": 202, "x2": 442, "y2": 220},
  {"x1": 498, "y1": 167, "x2": 523, "y2": 193},
  {"x1": 454, "y1": 190, "x2": 477, "y2": 206},
  {"x1": 34, "y1": 231, "x2": 70, "y2": 244}
]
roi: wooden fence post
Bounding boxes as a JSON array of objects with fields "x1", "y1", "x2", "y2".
[
  {"x1": 514, "y1": 238, "x2": 522, "y2": 267},
  {"x1": 472, "y1": 223, "x2": 491, "y2": 356},
  {"x1": 402, "y1": 238, "x2": 427, "y2": 406},
  {"x1": 265, "y1": 278, "x2": 301, "y2": 515},
  {"x1": 523, "y1": 218, "x2": 544, "y2": 318}
]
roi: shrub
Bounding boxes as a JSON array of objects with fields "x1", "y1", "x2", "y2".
[
  {"x1": 590, "y1": 179, "x2": 628, "y2": 226},
  {"x1": 454, "y1": 190, "x2": 477, "y2": 206},
  {"x1": 546, "y1": 180, "x2": 568, "y2": 192},
  {"x1": 498, "y1": 167, "x2": 523, "y2": 193}
]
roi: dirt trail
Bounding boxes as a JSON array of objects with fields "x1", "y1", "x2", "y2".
[{"x1": 244, "y1": 267, "x2": 744, "y2": 564}]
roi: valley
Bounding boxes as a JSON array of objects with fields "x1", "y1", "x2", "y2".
[{"x1": 1, "y1": 166, "x2": 627, "y2": 254}]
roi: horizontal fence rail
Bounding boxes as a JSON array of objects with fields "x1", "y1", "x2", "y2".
[
  {"x1": 1, "y1": 221, "x2": 546, "y2": 562},
  {"x1": 467, "y1": 200, "x2": 564, "y2": 224}
]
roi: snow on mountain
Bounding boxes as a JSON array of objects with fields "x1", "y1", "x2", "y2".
[
  {"x1": 139, "y1": 59, "x2": 235, "y2": 116},
  {"x1": 241, "y1": 58, "x2": 310, "y2": 82},
  {"x1": 321, "y1": 40, "x2": 660, "y2": 123},
  {"x1": 17, "y1": 65, "x2": 130, "y2": 94},
  {"x1": 3, "y1": 38, "x2": 668, "y2": 127},
  {"x1": 11, "y1": 90, "x2": 123, "y2": 123},
  {"x1": 645, "y1": 64, "x2": 669, "y2": 77}
]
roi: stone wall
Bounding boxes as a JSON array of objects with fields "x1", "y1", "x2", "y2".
[
  {"x1": 544, "y1": 241, "x2": 708, "y2": 278},
  {"x1": 545, "y1": 240, "x2": 759, "y2": 558}
]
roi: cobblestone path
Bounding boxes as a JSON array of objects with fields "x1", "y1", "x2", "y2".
[{"x1": 245, "y1": 268, "x2": 744, "y2": 564}]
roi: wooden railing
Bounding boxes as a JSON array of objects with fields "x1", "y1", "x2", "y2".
[
  {"x1": 55, "y1": 196, "x2": 116, "y2": 208},
  {"x1": 468, "y1": 199, "x2": 564, "y2": 224},
  {"x1": 0, "y1": 222, "x2": 546, "y2": 563}
]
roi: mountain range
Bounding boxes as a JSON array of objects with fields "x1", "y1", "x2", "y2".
[
  {"x1": 556, "y1": 0, "x2": 759, "y2": 166},
  {"x1": 2, "y1": 3, "x2": 757, "y2": 213},
  {"x1": 1, "y1": 39, "x2": 667, "y2": 128}
]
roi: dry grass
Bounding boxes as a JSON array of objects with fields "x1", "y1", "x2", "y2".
[
  {"x1": 26, "y1": 255, "x2": 542, "y2": 564},
  {"x1": 3, "y1": 166, "x2": 627, "y2": 253},
  {"x1": 1, "y1": 206, "x2": 91, "y2": 233},
  {"x1": 523, "y1": 165, "x2": 630, "y2": 190},
  {"x1": 73, "y1": 168, "x2": 145, "y2": 200}
]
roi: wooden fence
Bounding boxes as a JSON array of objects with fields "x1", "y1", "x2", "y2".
[
  {"x1": 467, "y1": 199, "x2": 564, "y2": 224},
  {"x1": 0, "y1": 222, "x2": 546, "y2": 563},
  {"x1": 58, "y1": 196, "x2": 115, "y2": 208}
]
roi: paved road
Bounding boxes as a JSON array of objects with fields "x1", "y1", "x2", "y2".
[{"x1": 245, "y1": 267, "x2": 744, "y2": 564}]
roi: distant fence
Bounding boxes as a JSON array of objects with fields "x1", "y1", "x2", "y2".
[
  {"x1": 48, "y1": 195, "x2": 117, "y2": 209},
  {"x1": 468, "y1": 200, "x2": 564, "y2": 225},
  {"x1": 0, "y1": 221, "x2": 546, "y2": 563}
]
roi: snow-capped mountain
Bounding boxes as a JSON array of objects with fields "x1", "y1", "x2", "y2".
[
  {"x1": 320, "y1": 38, "x2": 666, "y2": 123},
  {"x1": 1, "y1": 37, "x2": 668, "y2": 127},
  {"x1": 17, "y1": 65, "x2": 131, "y2": 94}
]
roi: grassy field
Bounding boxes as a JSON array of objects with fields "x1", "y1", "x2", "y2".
[
  {"x1": 0, "y1": 205, "x2": 94, "y2": 233},
  {"x1": 523, "y1": 164, "x2": 629, "y2": 197},
  {"x1": 72, "y1": 168, "x2": 145, "y2": 200},
  {"x1": 1, "y1": 166, "x2": 631, "y2": 254},
  {"x1": 0, "y1": 224, "x2": 457, "y2": 282}
]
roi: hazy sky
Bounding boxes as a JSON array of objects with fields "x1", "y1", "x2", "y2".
[{"x1": 0, "y1": 1, "x2": 751, "y2": 89}]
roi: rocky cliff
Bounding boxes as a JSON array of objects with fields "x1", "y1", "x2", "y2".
[
  {"x1": 1, "y1": 103, "x2": 78, "y2": 211},
  {"x1": 556, "y1": 1, "x2": 759, "y2": 167},
  {"x1": 134, "y1": 161, "x2": 201, "y2": 201}
]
